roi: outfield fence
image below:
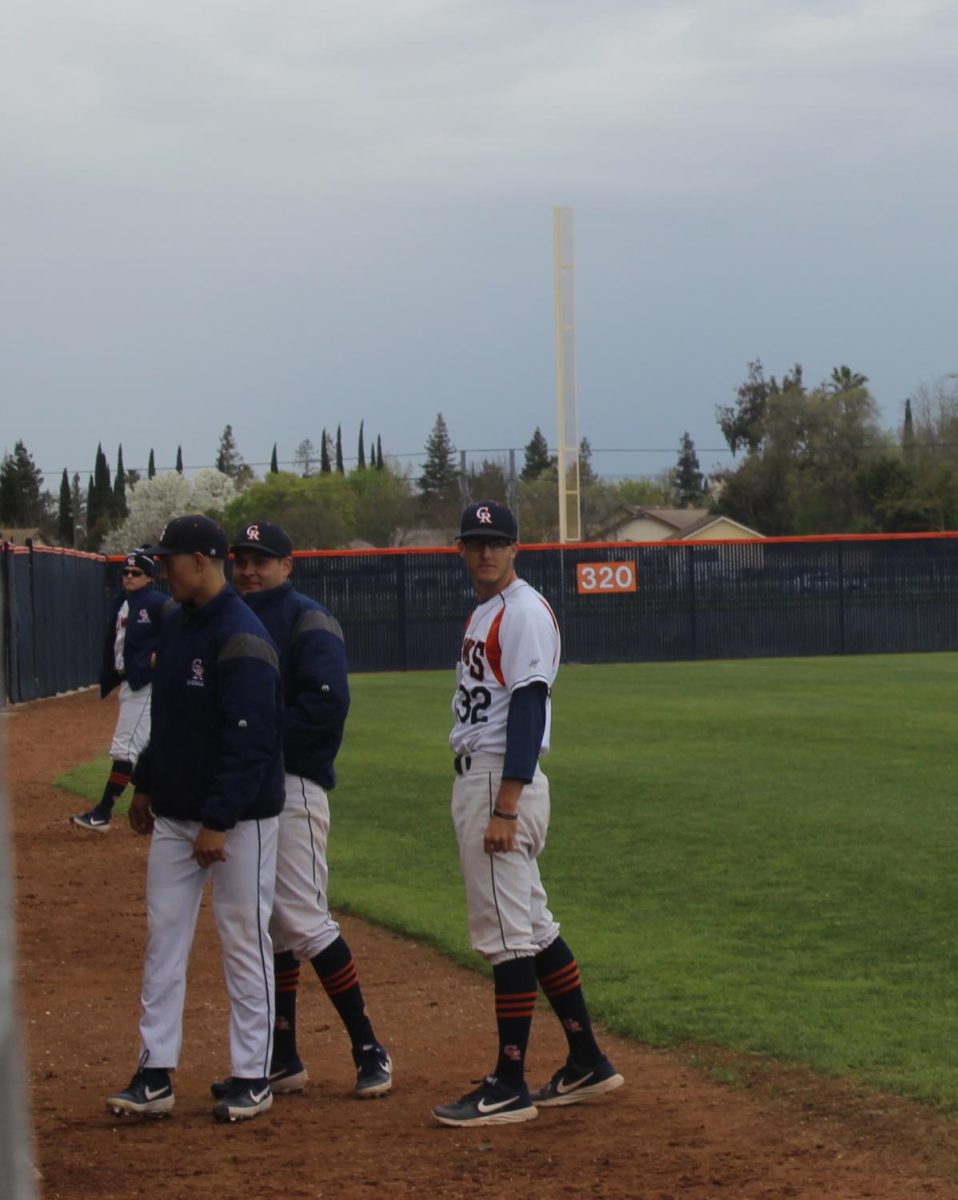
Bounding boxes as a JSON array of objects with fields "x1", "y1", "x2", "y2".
[{"x1": 5, "y1": 532, "x2": 958, "y2": 703}]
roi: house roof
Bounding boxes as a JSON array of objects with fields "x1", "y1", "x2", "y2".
[
  {"x1": 634, "y1": 507, "x2": 712, "y2": 533},
  {"x1": 594, "y1": 506, "x2": 762, "y2": 542},
  {"x1": 0, "y1": 528, "x2": 50, "y2": 546}
]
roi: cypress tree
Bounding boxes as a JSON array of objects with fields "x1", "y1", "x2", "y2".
[
  {"x1": 903, "y1": 398, "x2": 916, "y2": 461},
  {"x1": 86, "y1": 477, "x2": 96, "y2": 532},
  {"x1": 87, "y1": 443, "x2": 108, "y2": 528},
  {"x1": 113, "y1": 444, "x2": 128, "y2": 518},
  {"x1": 97, "y1": 445, "x2": 112, "y2": 519},
  {"x1": 335, "y1": 425, "x2": 344, "y2": 474},
  {"x1": 176, "y1": 446, "x2": 183, "y2": 474},
  {"x1": 376, "y1": 435, "x2": 384, "y2": 470},
  {"x1": 71, "y1": 472, "x2": 83, "y2": 537},
  {"x1": 148, "y1": 449, "x2": 156, "y2": 479},
  {"x1": 357, "y1": 420, "x2": 366, "y2": 469},
  {"x1": 320, "y1": 429, "x2": 331, "y2": 474},
  {"x1": 270, "y1": 443, "x2": 279, "y2": 474},
  {"x1": 58, "y1": 468, "x2": 74, "y2": 546}
]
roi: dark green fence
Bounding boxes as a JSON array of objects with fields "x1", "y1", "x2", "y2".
[{"x1": 6, "y1": 533, "x2": 958, "y2": 703}]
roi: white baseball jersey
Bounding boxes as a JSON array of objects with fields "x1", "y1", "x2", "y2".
[
  {"x1": 450, "y1": 578, "x2": 560, "y2": 757},
  {"x1": 114, "y1": 600, "x2": 129, "y2": 672}
]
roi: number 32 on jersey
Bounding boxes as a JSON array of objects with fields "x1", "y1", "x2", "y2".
[{"x1": 457, "y1": 636, "x2": 491, "y2": 724}]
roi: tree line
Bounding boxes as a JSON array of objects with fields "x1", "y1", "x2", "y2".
[
  {"x1": 4, "y1": 365, "x2": 956, "y2": 551},
  {"x1": 712, "y1": 363, "x2": 958, "y2": 535}
]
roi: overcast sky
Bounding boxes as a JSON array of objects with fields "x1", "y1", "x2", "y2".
[{"x1": 4, "y1": 0, "x2": 958, "y2": 489}]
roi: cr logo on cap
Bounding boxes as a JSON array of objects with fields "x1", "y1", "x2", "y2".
[
  {"x1": 245, "y1": 525, "x2": 261, "y2": 541},
  {"x1": 476, "y1": 506, "x2": 493, "y2": 525}
]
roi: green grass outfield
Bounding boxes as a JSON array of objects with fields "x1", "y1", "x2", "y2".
[{"x1": 57, "y1": 654, "x2": 958, "y2": 1109}]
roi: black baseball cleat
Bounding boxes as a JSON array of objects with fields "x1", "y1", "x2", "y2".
[
  {"x1": 432, "y1": 1075, "x2": 538, "y2": 1127},
  {"x1": 71, "y1": 809, "x2": 111, "y2": 832},
  {"x1": 353, "y1": 1043, "x2": 392, "y2": 1098},
  {"x1": 106, "y1": 1068, "x2": 174, "y2": 1118},
  {"x1": 210, "y1": 1057, "x2": 307, "y2": 1100},
  {"x1": 529, "y1": 1054, "x2": 624, "y2": 1107},
  {"x1": 212, "y1": 1077, "x2": 273, "y2": 1122}
]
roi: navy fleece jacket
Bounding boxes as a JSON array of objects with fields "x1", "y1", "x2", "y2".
[
  {"x1": 132, "y1": 585, "x2": 284, "y2": 829},
  {"x1": 243, "y1": 581, "x2": 349, "y2": 791},
  {"x1": 99, "y1": 586, "x2": 170, "y2": 697}
]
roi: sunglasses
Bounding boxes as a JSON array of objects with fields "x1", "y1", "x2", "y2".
[{"x1": 122, "y1": 568, "x2": 145, "y2": 578}]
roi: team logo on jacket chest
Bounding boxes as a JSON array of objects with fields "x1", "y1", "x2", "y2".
[
  {"x1": 461, "y1": 637, "x2": 486, "y2": 681},
  {"x1": 137, "y1": 608, "x2": 151, "y2": 624},
  {"x1": 188, "y1": 658, "x2": 205, "y2": 688}
]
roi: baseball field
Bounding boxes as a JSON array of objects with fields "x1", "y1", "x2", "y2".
[{"x1": 15, "y1": 654, "x2": 958, "y2": 1197}]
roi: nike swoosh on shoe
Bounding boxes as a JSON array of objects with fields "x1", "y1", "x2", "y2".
[
  {"x1": 556, "y1": 1071, "x2": 594, "y2": 1095},
  {"x1": 476, "y1": 1096, "x2": 518, "y2": 1114}
]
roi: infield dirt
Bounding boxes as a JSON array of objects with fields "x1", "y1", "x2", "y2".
[{"x1": 9, "y1": 688, "x2": 958, "y2": 1199}]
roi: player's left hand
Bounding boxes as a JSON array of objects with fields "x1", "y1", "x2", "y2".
[
  {"x1": 192, "y1": 827, "x2": 228, "y2": 867},
  {"x1": 483, "y1": 814, "x2": 517, "y2": 855}
]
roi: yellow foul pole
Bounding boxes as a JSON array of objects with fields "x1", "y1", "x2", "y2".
[{"x1": 553, "y1": 206, "x2": 581, "y2": 543}]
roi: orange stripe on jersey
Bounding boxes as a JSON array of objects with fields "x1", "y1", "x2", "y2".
[
  {"x1": 485, "y1": 606, "x2": 506, "y2": 686},
  {"x1": 538, "y1": 595, "x2": 560, "y2": 640}
]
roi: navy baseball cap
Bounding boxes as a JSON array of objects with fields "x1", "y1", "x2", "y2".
[
  {"x1": 144, "y1": 514, "x2": 228, "y2": 559},
  {"x1": 124, "y1": 549, "x2": 156, "y2": 577},
  {"x1": 459, "y1": 501, "x2": 518, "y2": 542},
  {"x1": 230, "y1": 520, "x2": 293, "y2": 558}
]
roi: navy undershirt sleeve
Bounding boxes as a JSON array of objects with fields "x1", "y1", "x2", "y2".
[{"x1": 502, "y1": 681, "x2": 548, "y2": 783}]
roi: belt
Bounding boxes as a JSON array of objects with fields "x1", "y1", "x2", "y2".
[{"x1": 454, "y1": 752, "x2": 505, "y2": 776}]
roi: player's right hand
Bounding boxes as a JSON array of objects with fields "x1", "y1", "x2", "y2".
[{"x1": 128, "y1": 792, "x2": 155, "y2": 836}]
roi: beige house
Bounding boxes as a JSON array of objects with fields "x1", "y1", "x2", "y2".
[
  {"x1": 0, "y1": 527, "x2": 51, "y2": 547},
  {"x1": 594, "y1": 507, "x2": 762, "y2": 543}
]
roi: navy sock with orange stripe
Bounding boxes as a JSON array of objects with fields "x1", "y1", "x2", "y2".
[
  {"x1": 272, "y1": 949, "x2": 301, "y2": 1065},
  {"x1": 535, "y1": 936, "x2": 601, "y2": 1066},
  {"x1": 311, "y1": 936, "x2": 377, "y2": 1050},
  {"x1": 492, "y1": 957, "x2": 538, "y2": 1088},
  {"x1": 96, "y1": 759, "x2": 132, "y2": 815}
]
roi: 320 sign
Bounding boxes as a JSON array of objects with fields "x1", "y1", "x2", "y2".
[{"x1": 576, "y1": 562, "x2": 637, "y2": 594}]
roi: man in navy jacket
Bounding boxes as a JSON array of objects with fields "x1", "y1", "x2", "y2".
[
  {"x1": 71, "y1": 548, "x2": 169, "y2": 832},
  {"x1": 212, "y1": 519, "x2": 391, "y2": 1100},
  {"x1": 106, "y1": 515, "x2": 285, "y2": 1124}
]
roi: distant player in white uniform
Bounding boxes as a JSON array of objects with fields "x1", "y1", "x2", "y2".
[
  {"x1": 433, "y1": 501, "x2": 624, "y2": 1128},
  {"x1": 71, "y1": 549, "x2": 168, "y2": 832}
]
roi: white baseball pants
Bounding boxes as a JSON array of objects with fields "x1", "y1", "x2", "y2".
[
  {"x1": 109, "y1": 682, "x2": 152, "y2": 763},
  {"x1": 269, "y1": 773, "x2": 342, "y2": 961},
  {"x1": 451, "y1": 753, "x2": 560, "y2": 966},
  {"x1": 138, "y1": 815, "x2": 279, "y2": 1079}
]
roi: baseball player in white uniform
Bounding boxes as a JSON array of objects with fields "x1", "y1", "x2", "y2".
[
  {"x1": 105, "y1": 515, "x2": 285, "y2": 1124},
  {"x1": 71, "y1": 550, "x2": 168, "y2": 832},
  {"x1": 433, "y1": 501, "x2": 623, "y2": 1127},
  {"x1": 208, "y1": 519, "x2": 391, "y2": 1101}
]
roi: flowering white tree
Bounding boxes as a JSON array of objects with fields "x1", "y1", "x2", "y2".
[
  {"x1": 101, "y1": 470, "x2": 236, "y2": 553},
  {"x1": 190, "y1": 468, "x2": 238, "y2": 517}
]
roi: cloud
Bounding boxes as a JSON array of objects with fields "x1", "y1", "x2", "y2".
[{"x1": 5, "y1": 0, "x2": 957, "y2": 204}]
